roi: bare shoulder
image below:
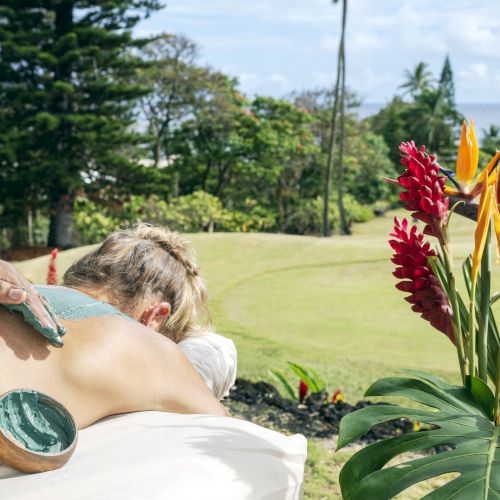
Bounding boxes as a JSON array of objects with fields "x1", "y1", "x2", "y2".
[{"x1": 62, "y1": 315, "x2": 226, "y2": 423}]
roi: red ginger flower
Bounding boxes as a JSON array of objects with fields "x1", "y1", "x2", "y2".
[
  {"x1": 398, "y1": 141, "x2": 449, "y2": 242},
  {"x1": 47, "y1": 248, "x2": 59, "y2": 285},
  {"x1": 390, "y1": 217, "x2": 454, "y2": 343},
  {"x1": 332, "y1": 389, "x2": 345, "y2": 404},
  {"x1": 298, "y1": 380, "x2": 308, "y2": 403}
]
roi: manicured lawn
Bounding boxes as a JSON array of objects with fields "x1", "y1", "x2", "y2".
[
  {"x1": 15, "y1": 209, "x2": 491, "y2": 498},
  {"x1": 16, "y1": 209, "x2": 482, "y2": 399}
]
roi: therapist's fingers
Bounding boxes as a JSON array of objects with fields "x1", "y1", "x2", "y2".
[
  {"x1": 41, "y1": 295, "x2": 67, "y2": 338},
  {"x1": 0, "y1": 279, "x2": 27, "y2": 304},
  {"x1": 23, "y1": 287, "x2": 64, "y2": 346}
]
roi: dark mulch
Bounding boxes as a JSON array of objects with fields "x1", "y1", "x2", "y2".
[
  {"x1": 226, "y1": 378, "x2": 449, "y2": 452},
  {"x1": 1, "y1": 247, "x2": 53, "y2": 262}
]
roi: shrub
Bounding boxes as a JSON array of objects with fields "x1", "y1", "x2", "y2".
[
  {"x1": 73, "y1": 199, "x2": 120, "y2": 245},
  {"x1": 285, "y1": 195, "x2": 373, "y2": 235}
]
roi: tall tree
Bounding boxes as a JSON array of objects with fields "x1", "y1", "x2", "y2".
[
  {"x1": 399, "y1": 62, "x2": 433, "y2": 98},
  {"x1": 322, "y1": 0, "x2": 349, "y2": 236},
  {"x1": 137, "y1": 33, "x2": 200, "y2": 168},
  {"x1": 439, "y1": 55, "x2": 455, "y2": 108},
  {"x1": 0, "y1": 1, "x2": 162, "y2": 248}
]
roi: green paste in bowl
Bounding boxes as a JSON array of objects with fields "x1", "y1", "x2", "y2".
[{"x1": 0, "y1": 390, "x2": 77, "y2": 454}]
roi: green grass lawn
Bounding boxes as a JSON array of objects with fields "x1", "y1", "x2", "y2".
[{"x1": 15, "y1": 209, "x2": 494, "y2": 498}]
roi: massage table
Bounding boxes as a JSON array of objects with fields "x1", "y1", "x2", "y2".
[{"x1": 0, "y1": 411, "x2": 306, "y2": 499}]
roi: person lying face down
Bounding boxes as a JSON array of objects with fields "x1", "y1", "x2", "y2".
[
  {"x1": 63, "y1": 224, "x2": 237, "y2": 401},
  {"x1": 0, "y1": 231, "x2": 230, "y2": 430}
]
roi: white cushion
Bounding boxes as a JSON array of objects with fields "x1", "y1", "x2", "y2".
[
  {"x1": 179, "y1": 332, "x2": 237, "y2": 400},
  {"x1": 0, "y1": 412, "x2": 306, "y2": 499}
]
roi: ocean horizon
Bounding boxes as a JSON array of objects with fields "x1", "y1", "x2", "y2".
[{"x1": 356, "y1": 102, "x2": 500, "y2": 137}]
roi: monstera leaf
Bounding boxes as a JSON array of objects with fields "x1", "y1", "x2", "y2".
[{"x1": 338, "y1": 370, "x2": 500, "y2": 499}]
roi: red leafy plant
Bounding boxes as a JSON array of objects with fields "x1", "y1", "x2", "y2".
[
  {"x1": 390, "y1": 217, "x2": 454, "y2": 343},
  {"x1": 396, "y1": 141, "x2": 449, "y2": 243},
  {"x1": 47, "y1": 248, "x2": 59, "y2": 285},
  {"x1": 271, "y1": 362, "x2": 334, "y2": 403},
  {"x1": 298, "y1": 380, "x2": 308, "y2": 403}
]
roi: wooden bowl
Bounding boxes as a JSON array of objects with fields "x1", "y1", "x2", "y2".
[{"x1": 0, "y1": 389, "x2": 78, "y2": 473}]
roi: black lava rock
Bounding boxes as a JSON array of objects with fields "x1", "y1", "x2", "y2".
[{"x1": 226, "y1": 378, "x2": 443, "y2": 452}]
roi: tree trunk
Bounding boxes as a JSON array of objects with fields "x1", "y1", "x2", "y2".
[
  {"x1": 172, "y1": 171, "x2": 180, "y2": 197},
  {"x1": 27, "y1": 209, "x2": 33, "y2": 247},
  {"x1": 153, "y1": 138, "x2": 161, "y2": 168},
  {"x1": 48, "y1": 2, "x2": 75, "y2": 249},
  {"x1": 277, "y1": 181, "x2": 286, "y2": 231},
  {"x1": 337, "y1": 0, "x2": 350, "y2": 235},
  {"x1": 322, "y1": 0, "x2": 347, "y2": 237},
  {"x1": 48, "y1": 194, "x2": 74, "y2": 249}
]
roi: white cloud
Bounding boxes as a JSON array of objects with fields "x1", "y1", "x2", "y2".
[
  {"x1": 472, "y1": 63, "x2": 488, "y2": 79},
  {"x1": 269, "y1": 73, "x2": 291, "y2": 90},
  {"x1": 238, "y1": 73, "x2": 261, "y2": 88},
  {"x1": 136, "y1": 0, "x2": 500, "y2": 103}
]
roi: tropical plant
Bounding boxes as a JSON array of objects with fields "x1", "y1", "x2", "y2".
[
  {"x1": 399, "y1": 62, "x2": 433, "y2": 98},
  {"x1": 338, "y1": 122, "x2": 500, "y2": 498},
  {"x1": 374, "y1": 57, "x2": 462, "y2": 163},
  {"x1": 270, "y1": 362, "x2": 327, "y2": 402}
]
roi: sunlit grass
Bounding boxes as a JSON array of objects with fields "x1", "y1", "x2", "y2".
[{"x1": 16, "y1": 208, "x2": 488, "y2": 498}]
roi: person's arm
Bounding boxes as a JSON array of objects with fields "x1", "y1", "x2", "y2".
[{"x1": 0, "y1": 259, "x2": 65, "y2": 346}]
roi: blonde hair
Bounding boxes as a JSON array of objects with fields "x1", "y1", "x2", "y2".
[{"x1": 63, "y1": 224, "x2": 211, "y2": 343}]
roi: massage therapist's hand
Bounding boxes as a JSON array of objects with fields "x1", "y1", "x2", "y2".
[{"x1": 0, "y1": 259, "x2": 65, "y2": 347}]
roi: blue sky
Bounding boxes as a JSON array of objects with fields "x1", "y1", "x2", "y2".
[{"x1": 136, "y1": 0, "x2": 500, "y2": 104}]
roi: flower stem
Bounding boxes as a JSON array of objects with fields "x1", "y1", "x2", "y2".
[
  {"x1": 478, "y1": 229, "x2": 491, "y2": 382},
  {"x1": 469, "y1": 283, "x2": 477, "y2": 378},
  {"x1": 442, "y1": 240, "x2": 467, "y2": 383},
  {"x1": 494, "y1": 347, "x2": 500, "y2": 425}
]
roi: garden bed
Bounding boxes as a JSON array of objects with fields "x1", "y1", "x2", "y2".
[{"x1": 226, "y1": 378, "x2": 444, "y2": 449}]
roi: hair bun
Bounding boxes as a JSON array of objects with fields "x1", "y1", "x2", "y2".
[{"x1": 132, "y1": 223, "x2": 199, "y2": 277}]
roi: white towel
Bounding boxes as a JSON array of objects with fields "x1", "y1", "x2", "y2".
[{"x1": 179, "y1": 331, "x2": 237, "y2": 400}]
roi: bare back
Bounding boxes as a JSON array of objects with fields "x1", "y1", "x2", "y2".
[{"x1": 0, "y1": 307, "x2": 226, "y2": 429}]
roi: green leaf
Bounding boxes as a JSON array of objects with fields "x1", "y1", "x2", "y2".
[
  {"x1": 428, "y1": 255, "x2": 451, "y2": 296},
  {"x1": 490, "y1": 292, "x2": 500, "y2": 307},
  {"x1": 338, "y1": 371, "x2": 500, "y2": 499},
  {"x1": 466, "y1": 375, "x2": 495, "y2": 420},
  {"x1": 287, "y1": 362, "x2": 325, "y2": 392},
  {"x1": 269, "y1": 369, "x2": 297, "y2": 401},
  {"x1": 446, "y1": 200, "x2": 466, "y2": 227}
]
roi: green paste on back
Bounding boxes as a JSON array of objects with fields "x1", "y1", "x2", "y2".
[
  {"x1": 2, "y1": 286, "x2": 131, "y2": 345},
  {"x1": 34, "y1": 285, "x2": 131, "y2": 321}
]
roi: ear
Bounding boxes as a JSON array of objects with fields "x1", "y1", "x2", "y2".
[{"x1": 140, "y1": 302, "x2": 171, "y2": 331}]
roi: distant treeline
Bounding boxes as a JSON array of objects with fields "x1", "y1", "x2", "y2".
[{"x1": 1, "y1": 2, "x2": 498, "y2": 248}]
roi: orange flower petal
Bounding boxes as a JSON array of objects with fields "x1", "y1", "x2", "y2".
[
  {"x1": 493, "y1": 175, "x2": 500, "y2": 263},
  {"x1": 469, "y1": 119, "x2": 479, "y2": 175},
  {"x1": 472, "y1": 151, "x2": 500, "y2": 192},
  {"x1": 456, "y1": 121, "x2": 474, "y2": 187},
  {"x1": 471, "y1": 178, "x2": 493, "y2": 283},
  {"x1": 443, "y1": 186, "x2": 463, "y2": 197}
]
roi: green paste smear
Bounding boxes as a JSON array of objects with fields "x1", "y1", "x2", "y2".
[{"x1": 0, "y1": 390, "x2": 76, "y2": 453}]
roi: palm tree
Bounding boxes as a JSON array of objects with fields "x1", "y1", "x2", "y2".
[
  {"x1": 322, "y1": 0, "x2": 350, "y2": 236},
  {"x1": 481, "y1": 125, "x2": 500, "y2": 156},
  {"x1": 407, "y1": 89, "x2": 453, "y2": 151},
  {"x1": 399, "y1": 62, "x2": 433, "y2": 99}
]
